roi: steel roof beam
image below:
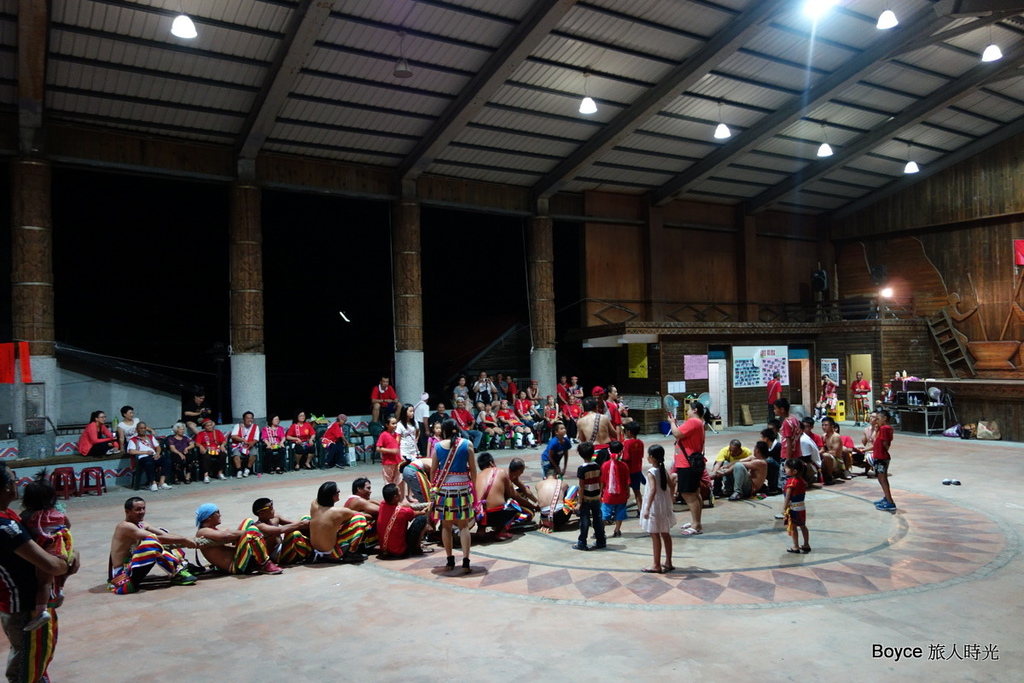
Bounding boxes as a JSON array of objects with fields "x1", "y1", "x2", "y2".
[
  {"x1": 891, "y1": 11, "x2": 1019, "y2": 56},
  {"x1": 237, "y1": 0, "x2": 333, "y2": 176},
  {"x1": 396, "y1": 0, "x2": 579, "y2": 186},
  {"x1": 830, "y1": 112, "x2": 1024, "y2": 221},
  {"x1": 650, "y1": 5, "x2": 951, "y2": 206},
  {"x1": 530, "y1": 0, "x2": 789, "y2": 201},
  {"x1": 747, "y1": 44, "x2": 1024, "y2": 213}
]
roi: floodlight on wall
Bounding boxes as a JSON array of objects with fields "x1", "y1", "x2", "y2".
[
  {"x1": 171, "y1": 14, "x2": 197, "y2": 39},
  {"x1": 982, "y1": 24, "x2": 1003, "y2": 62},
  {"x1": 903, "y1": 143, "x2": 919, "y2": 174},
  {"x1": 713, "y1": 101, "x2": 731, "y2": 139},
  {"x1": 876, "y1": 9, "x2": 898, "y2": 30},
  {"x1": 393, "y1": 31, "x2": 413, "y2": 78},
  {"x1": 579, "y1": 73, "x2": 597, "y2": 115},
  {"x1": 817, "y1": 124, "x2": 833, "y2": 157}
]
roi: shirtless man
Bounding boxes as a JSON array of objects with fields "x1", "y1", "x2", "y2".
[
  {"x1": 714, "y1": 443, "x2": 769, "y2": 500},
  {"x1": 308, "y1": 481, "x2": 368, "y2": 563},
  {"x1": 195, "y1": 504, "x2": 282, "y2": 575},
  {"x1": 400, "y1": 457, "x2": 434, "y2": 504},
  {"x1": 251, "y1": 498, "x2": 311, "y2": 565},
  {"x1": 473, "y1": 453, "x2": 518, "y2": 540},
  {"x1": 345, "y1": 478, "x2": 381, "y2": 548},
  {"x1": 821, "y1": 417, "x2": 852, "y2": 480},
  {"x1": 534, "y1": 471, "x2": 579, "y2": 531},
  {"x1": 108, "y1": 496, "x2": 197, "y2": 594},
  {"x1": 508, "y1": 458, "x2": 539, "y2": 516},
  {"x1": 575, "y1": 397, "x2": 615, "y2": 465}
]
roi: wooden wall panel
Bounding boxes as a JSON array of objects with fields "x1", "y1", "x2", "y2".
[
  {"x1": 835, "y1": 236, "x2": 948, "y2": 316},
  {"x1": 754, "y1": 235, "x2": 821, "y2": 303},
  {"x1": 659, "y1": 228, "x2": 738, "y2": 302}
]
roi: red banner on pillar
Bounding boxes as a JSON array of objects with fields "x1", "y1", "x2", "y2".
[
  {"x1": 0, "y1": 344, "x2": 13, "y2": 384},
  {"x1": 17, "y1": 342, "x2": 32, "y2": 383},
  {"x1": 1015, "y1": 239, "x2": 1024, "y2": 266}
]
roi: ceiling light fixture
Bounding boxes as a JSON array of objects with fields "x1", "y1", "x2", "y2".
[
  {"x1": 713, "y1": 101, "x2": 731, "y2": 139},
  {"x1": 393, "y1": 31, "x2": 413, "y2": 79},
  {"x1": 579, "y1": 73, "x2": 597, "y2": 115},
  {"x1": 982, "y1": 24, "x2": 1003, "y2": 62},
  {"x1": 803, "y1": 0, "x2": 838, "y2": 21},
  {"x1": 876, "y1": 8, "x2": 898, "y2": 30},
  {"x1": 817, "y1": 123, "x2": 833, "y2": 157},
  {"x1": 904, "y1": 142, "x2": 919, "y2": 174},
  {"x1": 171, "y1": 14, "x2": 197, "y2": 39}
]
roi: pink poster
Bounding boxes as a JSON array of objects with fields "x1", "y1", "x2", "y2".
[{"x1": 684, "y1": 355, "x2": 708, "y2": 380}]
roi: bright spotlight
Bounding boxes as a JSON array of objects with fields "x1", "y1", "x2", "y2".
[
  {"x1": 803, "y1": 0, "x2": 838, "y2": 20},
  {"x1": 880, "y1": 287, "x2": 894, "y2": 298}
]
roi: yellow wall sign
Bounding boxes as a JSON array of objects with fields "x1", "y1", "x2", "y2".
[{"x1": 628, "y1": 344, "x2": 648, "y2": 378}]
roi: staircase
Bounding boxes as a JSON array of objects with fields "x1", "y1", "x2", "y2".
[{"x1": 927, "y1": 309, "x2": 975, "y2": 378}]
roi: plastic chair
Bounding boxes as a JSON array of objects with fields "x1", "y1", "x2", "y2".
[
  {"x1": 79, "y1": 466, "x2": 106, "y2": 496},
  {"x1": 50, "y1": 467, "x2": 78, "y2": 500},
  {"x1": 367, "y1": 422, "x2": 385, "y2": 463}
]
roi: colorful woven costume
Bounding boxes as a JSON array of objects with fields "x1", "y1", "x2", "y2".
[{"x1": 108, "y1": 534, "x2": 187, "y2": 594}]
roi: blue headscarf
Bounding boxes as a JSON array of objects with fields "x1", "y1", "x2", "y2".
[{"x1": 195, "y1": 503, "x2": 218, "y2": 528}]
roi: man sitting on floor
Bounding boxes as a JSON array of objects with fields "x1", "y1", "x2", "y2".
[
  {"x1": 473, "y1": 453, "x2": 520, "y2": 541},
  {"x1": 377, "y1": 484, "x2": 431, "y2": 559},
  {"x1": 108, "y1": 496, "x2": 198, "y2": 594},
  {"x1": 712, "y1": 441, "x2": 770, "y2": 500},
  {"x1": 308, "y1": 482, "x2": 368, "y2": 564},
  {"x1": 709, "y1": 439, "x2": 752, "y2": 498},
  {"x1": 535, "y1": 470, "x2": 579, "y2": 532},
  {"x1": 195, "y1": 504, "x2": 282, "y2": 575},
  {"x1": 251, "y1": 498, "x2": 311, "y2": 565},
  {"x1": 344, "y1": 478, "x2": 381, "y2": 549}
]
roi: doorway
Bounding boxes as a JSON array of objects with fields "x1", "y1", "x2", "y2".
[
  {"x1": 708, "y1": 359, "x2": 728, "y2": 427},
  {"x1": 788, "y1": 359, "x2": 811, "y2": 415},
  {"x1": 847, "y1": 353, "x2": 873, "y2": 422}
]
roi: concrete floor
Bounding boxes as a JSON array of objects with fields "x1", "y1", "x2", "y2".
[{"x1": 8, "y1": 426, "x2": 1021, "y2": 682}]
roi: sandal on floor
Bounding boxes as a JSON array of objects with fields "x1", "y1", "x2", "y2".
[
  {"x1": 663, "y1": 565, "x2": 675, "y2": 572},
  {"x1": 640, "y1": 566, "x2": 663, "y2": 574},
  {"x1": 680, "y1": 527, "x2": 702, "y2": 536},
  {"x1": 801, "y1": 545, "x2": 812, "y2": 553},
  {"x1": 786, "y1": 547, "x2": 802, "y2": 554}
]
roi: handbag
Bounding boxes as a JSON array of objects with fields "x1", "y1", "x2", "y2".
[{"x1": 679, "y1": 441, "x2": 706, "y2": 475}]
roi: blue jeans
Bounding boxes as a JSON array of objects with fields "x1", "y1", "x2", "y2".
[
  {"x1": 577, "y1": 500, "x2": 605, "y2": 547},
  {"x1": 459, "y1": 428, "x2": 483, "y2": 450},
  {"x1": 325, "y1": 442, "x2": 349, "y2": 467}
]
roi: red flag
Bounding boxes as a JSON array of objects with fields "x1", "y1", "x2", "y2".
[
  {"x1": 0, "y1": 344, "x2": 13, "y2": 384},
  {"x1": 1015, "y1": 240, "x2": 1024, "y2": 266},
  {"x1": 17, "y1": 342, "x2": 31, "y2": 383}
]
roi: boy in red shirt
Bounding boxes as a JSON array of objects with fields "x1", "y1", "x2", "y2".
[
  {"x1": 377, "y1": 484, "x2": 429, "y2": 558},
  {"x1": 782, "y1": 458, "x2": 810, "y2": 553},
  {"x1": 376, "y1": 417, "x2": 403, "y2": 494},
  {"x1": 622, "y1": 422, "x2": 645, "y2": 514},
  {"x1": 600, "y1": 441, "x2": 630, "y2": 538},
  {"x1": 867, "y1": 409, "x2": 896, "y2": 511}
]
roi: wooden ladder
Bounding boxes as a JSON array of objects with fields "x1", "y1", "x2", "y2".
[{"x1": 927, "y1": 309, "x2": 975, "y2": 377}]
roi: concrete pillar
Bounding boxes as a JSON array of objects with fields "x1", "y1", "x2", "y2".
[
  {"x1": 393, "y1": 201, "x2": 424, "y2": 405},
  {"x1": 10, "y1": 158, "x2": 57, "y2": 451},
  {"x1": 229, "y1": 184, "x2": 267, "y2": 422},
  {"x1": 528, "y1": 214, "x2": 558, "y2": 401}
]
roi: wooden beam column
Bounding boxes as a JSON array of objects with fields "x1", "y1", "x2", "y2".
[
  {"x1": 229, "y1": 183, "x2": 267, "y2": 421},
  {"x1": 529, "y1": 212, "x2": 557, "y2": 399},
  {"x1": 736, "y1": 209, "x2": 759, "y2": 322},
  {"x1": 393, "y1": 201, "x2": 424, "y2": 405}
]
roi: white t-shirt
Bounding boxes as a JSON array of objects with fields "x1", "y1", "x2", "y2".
[
  {"x1": 395, "y1": 421, "x2": 419, "y2": 461},
  {"x1": 799, "y1": 433, "x2": 821, "y2": 467},
  {"x1": 414, "y1": 401, "x2": 430, "y2": 425},
  {"x1": 118, "y1": 417, "x2": 139, "y2": 442}
]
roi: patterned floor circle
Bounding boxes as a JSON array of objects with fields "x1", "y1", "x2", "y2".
[{"x1": 372, "y1": 478, "x2": 1008, "y2": 609}]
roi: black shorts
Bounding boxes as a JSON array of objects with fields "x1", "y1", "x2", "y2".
[{"x1": 676, "y1": 467, "x2": 700, "y2": 494}]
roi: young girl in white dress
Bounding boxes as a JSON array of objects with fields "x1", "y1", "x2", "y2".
[{"x1": 640, "y1": 444, "x2": 677, "y2": 573}]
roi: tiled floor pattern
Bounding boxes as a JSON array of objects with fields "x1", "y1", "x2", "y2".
[{"x1": 375, "y1": 478, "x2": 1006, "y2": 608}]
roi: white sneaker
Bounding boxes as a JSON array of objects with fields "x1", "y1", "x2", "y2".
[
  {"x1": 160, "y1": 483, "x2": 172, "y2": 490},
  {"x1": 149, "y1": 483, "x2": 158, "y2": 492},
  {"x1": 236, "y1": 471, "x2": 243, "y2": 479},
  {"x1": 243, "y1": 469, "x2": 250, "y2": 477},
  {"x1": 204, "y1": 475, "x2": 210, "y2": 484},
  {"x1": 218, "y1": 473, "x2": 227, "y2": 480}
]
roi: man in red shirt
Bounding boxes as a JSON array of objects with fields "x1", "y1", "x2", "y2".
[
  {"x1": 321, "y1": 414, "x2": 351, "y2": 468},
  {"x1": 451, "y1": 398, "x2": 483, "y2": 449},
  {"x1": 377, "y1": 484, "x2": 429, "y2": 558},
  {"x1": 370, "y1": 376, "x2": 398, "y2": 423},
  {"x1": 774, "y1": 398, "x2": 802, "y2": 462},
  {"x1": 867, "y1": 410, "x2": 896, "y2": 511},
  {"x1": 556, "y1": 375, "x2": 569, "y2": 409},
  {"x1": 195, "y1": 419, "x2": 227, "y2": 483},
  {"x1": 766, "y1": 371, "x2": 783, "y2": 425},
  {"x1": 600, "y1": 441, "x2": 631, "y2": 538},
  {"x1": 851, "y1": 371, "x2": 871, "y2": 426}
]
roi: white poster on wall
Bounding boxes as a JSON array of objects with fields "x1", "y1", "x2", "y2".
[{"x1": 732, "y1": 346, "x2": 789, "y2": 388}]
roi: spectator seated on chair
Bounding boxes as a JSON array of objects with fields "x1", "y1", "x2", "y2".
[
  {"x1": 116, "y1": 405, "x2": 140, "y2": 453},
  {"x1": 321, "y1": 414, "x2": 351, "y2": 469},
  {"x1": 165, "y1": 422, "x2": 197, "y2": 484},
  {"x1": 194, "y1": 419, "x2": 228, "y2": 484},
  {"x1": 370, "y1": 376, "x2": 398, "y2": 424},
  {"x1": 476, "y1": 403, "x2": 501, "y2": 450},
  {"x1": 286, "y1": 411, "x2": 317, "y2": 471},
  {"x1": 262, "y1": 414, "x2": 287, "y2": 475},
  {"x1": 77, "y1": 410, "x2": 120, "y2": 457},
  {"x1": 229, "y1": 411, "x2": 260, "y2": 478},
  {"x1": 128, "y1": 423, "x2": 172, "y2": 492},
  {"x1": 497, "y1": 400, "x2": 535, "y2": 449},
  {"x1": 451, "y1": 398, "x2": 483, "y2": 450},
  {"x1": 514, "y1": 391, "x2": 541, "y2": 441}
]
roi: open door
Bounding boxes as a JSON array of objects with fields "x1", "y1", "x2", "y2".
[
  {"x1": 708, "y1": 359, "x2": 728, "y2": 427},
  {"x1": 847, "y1": 353, "x2": 873, "y2": 423}
]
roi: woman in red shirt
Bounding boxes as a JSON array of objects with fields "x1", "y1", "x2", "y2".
[
  {"x1": 77, "y1": 410, "x2": 119, "y2": 457},
  {"x1": 287, "y1": 411, "x2": 316, "y2": 470},
  {"x1": 669, "y1": 401, "x2": 707, "y2": 535}
]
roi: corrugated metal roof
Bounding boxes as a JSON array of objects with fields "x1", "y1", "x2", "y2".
[{"x1": 6, "y1": 0, "x2": 1024, "y2": 216}]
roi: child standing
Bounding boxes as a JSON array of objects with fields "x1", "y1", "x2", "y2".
[
  {"x1": 573, "y1": 442, "x2": 605, "y2": 551},
  {"x1": 867, "y1": 409, "x2": 896, "y2": 511},
  {"x1": 600, "y1": 441, "x2": 630, "y2": 538},
  {"x1": 782, "y1": 459, "x2": 810, "y2": 554},
  {"x1": 640, "y1": 445, "x2": 677, "y2": 573},
  {"x1": 20, "y1": 475, "x2": 73, "y2": 631},
  {"x1": 622, "y1": 422, "x2": 645, "y2": 514}
]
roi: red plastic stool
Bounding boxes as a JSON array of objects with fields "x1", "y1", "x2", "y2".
[
  {"x1": 79, "y1": 466, "x2": 106, "y2": 496},
  {"x1": 50, "y1": 467, "x2": 78, "y2": 500}
]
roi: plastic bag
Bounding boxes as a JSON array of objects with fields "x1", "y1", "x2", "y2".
[{"x1": 976, "y1": 421, "x2": 1001, "y2": 440}]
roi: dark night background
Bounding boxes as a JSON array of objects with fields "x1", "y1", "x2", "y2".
[{"x1": 1, "y1": 167, "x2": 595, "y2": 421}]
